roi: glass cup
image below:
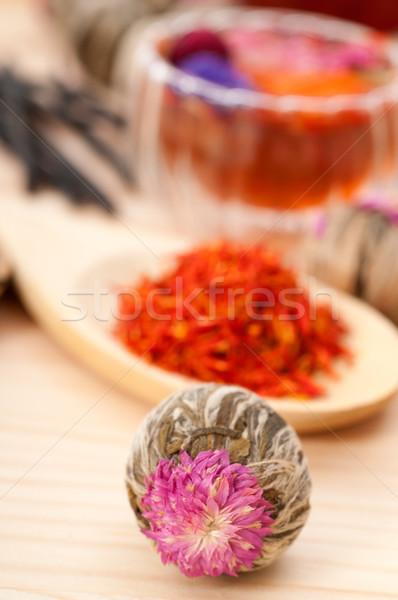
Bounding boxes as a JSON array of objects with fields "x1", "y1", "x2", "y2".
[{"x1": 127, "y1": 8, "x2": 398, "y2": 237}]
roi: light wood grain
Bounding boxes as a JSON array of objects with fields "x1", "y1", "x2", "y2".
[
  {"x1": 1, "y1": 297, "x2": 398, "y2": 599},
  {"x1": 1, "y1": 194, "x2": 397, "y2": 433},
  {"x1": 74, "y1": 250, "x2": 398, "y2": 433}
]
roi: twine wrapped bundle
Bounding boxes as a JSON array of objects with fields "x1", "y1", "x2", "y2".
[
  {"x1": 126, "y1": 384, "x2": 311, "y2": 576},
  {"x1": 305, "y1": 204, "x2": 398, "y2": 325},
  {"x1": 52, "y1": 0, "x2": 178, "y2": 84}
]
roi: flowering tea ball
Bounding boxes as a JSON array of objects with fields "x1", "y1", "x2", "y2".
[{"x1": 126, "y1": 384, "x2": 311, "y2": 578}]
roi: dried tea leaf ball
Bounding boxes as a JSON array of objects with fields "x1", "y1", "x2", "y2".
[{"x1": 126, "y1": 384, "x2": 311, "y2": 578}]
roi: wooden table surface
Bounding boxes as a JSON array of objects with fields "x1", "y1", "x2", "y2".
[{"x1": 1, "y1": 291, "x2": 398, "y2": 600}]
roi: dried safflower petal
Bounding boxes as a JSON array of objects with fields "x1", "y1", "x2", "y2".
[{"x1": 115, "y1": 241, "x2": 350, "y2": 399}]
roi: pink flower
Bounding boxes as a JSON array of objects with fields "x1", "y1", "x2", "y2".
[{"x1": 141, "y1": 449, "x2": 274, "y2": 578}]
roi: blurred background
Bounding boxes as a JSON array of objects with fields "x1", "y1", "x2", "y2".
[{"x1": 1, "y1": 0, "x2": 398, "y2": 322}]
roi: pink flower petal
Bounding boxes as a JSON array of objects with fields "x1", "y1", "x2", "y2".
[{"x1": 141, "y1": 448, "x2": 274, "y2": 577}]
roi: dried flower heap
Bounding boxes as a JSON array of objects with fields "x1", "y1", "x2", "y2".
[
  {"x1": 127, "y1": 384, "x2": 311, "y2": 578},
  {"x1": 142, "y1": 449, "x2": 274, "y2": 577},
  {"x1": 116, "y1": 241, "x2": 349, "y2": 399}
]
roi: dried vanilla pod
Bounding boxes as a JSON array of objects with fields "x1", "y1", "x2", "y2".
[{"x1": 126, "y1": 384, "x2": 311, "y2": 578}]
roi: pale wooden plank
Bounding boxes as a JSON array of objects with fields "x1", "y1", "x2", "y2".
[{"x1": 1, "y1": 299, "x2": 398, "y2": 599}]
